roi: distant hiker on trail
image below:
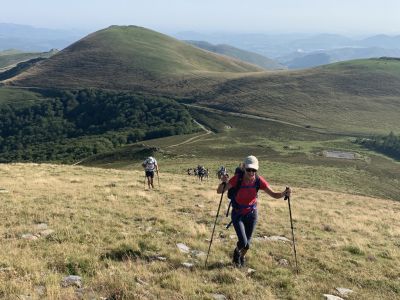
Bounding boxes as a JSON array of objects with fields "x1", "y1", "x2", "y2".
[
  {"x1": 197, "y1": 165, "x2": 207, "y2": 181},
  {"x1": 217, "y1": 166, "x2": 227, "y2": 179},
  {"x1": 142, "y1": 156, "x2": 159, "y2": 189},
  {"x1": 217, "y1": 155, "x2": 291, "y2": 267}
]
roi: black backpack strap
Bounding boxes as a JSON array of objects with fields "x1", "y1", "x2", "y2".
[
  {"x1": 225, "y1": 172, "x2": 244, "y2": 217},
  {"x1": 255, "y1": 175, "x2": 260, "y2": 193}
]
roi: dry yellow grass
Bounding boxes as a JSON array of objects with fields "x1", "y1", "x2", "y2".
[{"x1": 0, "y1": 163, "x2": 399, "y2": 299}]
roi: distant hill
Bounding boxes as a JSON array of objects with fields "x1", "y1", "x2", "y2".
[
  {"x1": 190, "y1": 58, "x2": 400, "y2": 135},
  {"x1": 2, "y1": 26, "x2": 400, "y2": 137},
  {"x1": 280, "y1": 47, "x2": 400, "y2": 69},
  {"x1": 0, "y1": 23, "x2": 86, "y2": 51},
  {"x1": 175, "y1": 31, "x2": 400, "y2": 66},
  {"x1": 0, "y1": 57, "x2": 47, "y2": 81},
  {"x1": 0, "y1": 49, "x2": 58, "y2": 70},
  {"x1": 184, "y1": 40, "x2": 285, "y2": 70},
  {"x1": 284, "y1": 53, "x2": 331, "y2": 69},
  {"x1": 5, "y1": 25, "x2": 262, "y2": 93},
  {"x1": 360, "y1": 34, "x2": 400, "y2": 48}
]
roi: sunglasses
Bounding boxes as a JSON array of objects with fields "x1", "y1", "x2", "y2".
[{"x1": 245, "y1": 168, "x2": 257, "y2": 173}]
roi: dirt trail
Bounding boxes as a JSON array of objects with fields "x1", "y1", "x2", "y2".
[
  {"x1": 186, "y1": 104, "x2": 306, "y2": 129},
  {"x1": 166, "y1": 120, "x2": 212, "y2": 148}
]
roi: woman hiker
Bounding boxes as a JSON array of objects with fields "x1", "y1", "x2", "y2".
[{"x1": 217, "y1": 155, "x2": 291, "y2": 267}]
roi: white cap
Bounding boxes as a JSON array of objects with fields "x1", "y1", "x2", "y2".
[{"x1": 244, "y1": 155, "x2": 259, "y2": 170}]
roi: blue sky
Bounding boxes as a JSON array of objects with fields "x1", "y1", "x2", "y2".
[{"x1": 1, "y1": 0, "x2": 399, "y2": 35}]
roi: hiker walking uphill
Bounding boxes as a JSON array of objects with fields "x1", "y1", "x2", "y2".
[
  {"x1": 142, "y1": 156, "x2": 159, "y2": 189},
  {"x1": 217, "y1": 155, "x2": 291, "y2": 267}
]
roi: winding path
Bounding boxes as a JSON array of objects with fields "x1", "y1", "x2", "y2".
[{"x1": 165, "y1": 120, "x2": 212, "y2": 148}]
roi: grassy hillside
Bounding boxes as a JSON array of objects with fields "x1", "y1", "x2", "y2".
[
  {"x1": 191, "y1": 58, "x2": 400, "y2": 135},
  {"x1": 5, "y1": 26, "x2": 261, "y2": 92},
  {"x1": 2, "y1": 26, "x2": 399, "y2": 136},
  {"x1": 0, "y1": 49, "x2": 57, "y2": 70},
  {"x1": 0, "y1": 163, "x2": 399, "y2": 299},
  {"x1": 83, "y1": 108, "x2": 400, "y2": 202},
  {"x1": 185, "y1": 40, "x2": 285, "y2": 70}
]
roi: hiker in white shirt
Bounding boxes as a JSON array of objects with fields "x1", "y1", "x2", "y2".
[{"x1": 142, "y1": 156, "x2": 159, "y2": 189}]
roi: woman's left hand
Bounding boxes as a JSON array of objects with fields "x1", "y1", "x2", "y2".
[{"x1": 283, "y1": 186, "x2": 291, "y2": 199}]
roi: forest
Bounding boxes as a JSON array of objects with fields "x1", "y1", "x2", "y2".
[{"x1": 0, "y1": 89, "x2": 196, "y2": 163}]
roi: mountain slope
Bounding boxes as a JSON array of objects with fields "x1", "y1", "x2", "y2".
[
  {"x1": 280, "y1": 47, "x2": 400, "y2": 69},
  {"x1": 0, "y1": 49, "x2": 57, "y2": 70},
  {"x1": 1, "y1": 163, "x2": 399, "y2": 299},
  {"x1": 192, "y1": 58, "x2": 400, "y2": 134},
  {"x1": 185, "y1": 40, "x2": 285, "y2": 70},
  {"x1": 6, "y1": 26, "x2": 262, "y2": 91}
]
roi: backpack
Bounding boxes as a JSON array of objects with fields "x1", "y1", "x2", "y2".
[
  {"x1": 143, "y1": 157, "x2": 155, "y2": 170},
  {"x1": 225, "y1": 169, "x2": 261, "y2": 226}
]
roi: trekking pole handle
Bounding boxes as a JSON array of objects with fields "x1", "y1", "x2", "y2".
[{"x1": 284, "y1": 186, "x2": 290, "y2": 201}]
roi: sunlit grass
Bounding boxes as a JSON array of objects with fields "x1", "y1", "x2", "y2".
[{"x1": 0, "y1": 163, "x2": 399, "y2": 299}]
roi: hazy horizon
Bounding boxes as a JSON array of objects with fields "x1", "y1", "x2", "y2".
[{"x1": 1, "y1": 0, "x2": 400, "y2": 36}]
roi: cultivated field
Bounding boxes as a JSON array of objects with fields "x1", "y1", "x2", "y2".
[{"x1": 1, "y1": 163, "x2": 399, "y2": 299}]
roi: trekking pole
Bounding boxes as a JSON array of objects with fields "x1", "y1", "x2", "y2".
[
  {"x1": 157, "y1": 170, "x2": 160, "y2": 187},
  {"x1": 285, "y1": 187, "x2": 299, "y2": 274},
  {"x1": 205, "y1": 182, "x2": 226, "y2": 267}
]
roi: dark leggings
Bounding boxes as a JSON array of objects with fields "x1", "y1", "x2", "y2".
[{"x1": 232, "y1": 209, "x2": 258, "y2": 250}]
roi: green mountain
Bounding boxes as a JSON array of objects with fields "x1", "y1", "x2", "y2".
[
  {"x1": 5, "y1": 26, "x2": 262, "y2": 92},
  {"x1": 185, "y1": 40, "x2": 285, "y2": 70},
  {"x1": 191, "y1": 58, "x2": 400, "y2": 135},
  {"x1": 1, "y1": 26, "x2": 400, "y2": 165}
]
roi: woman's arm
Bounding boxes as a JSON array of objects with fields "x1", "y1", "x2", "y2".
[{"x1": 264, "y1": 185, "x2": 291, "y2": 199}]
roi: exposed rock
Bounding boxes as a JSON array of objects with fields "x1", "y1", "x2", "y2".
[
  {"x1": 213, "y1": 294, "x2": 227, "y2": 300},
  {"x1": 247, "y1": 268, "x2": 256, "y2": 274},
  {"x1": 40, "y1": 229, "x2": 55, "y2": 237},
  {"x1": 61, "y1": 275, "x2": 82, "y2": 288},
  {"x1": 182, "y1": 262, "x2": 194, "y2": 268},
  {"x1": 323, "y1": 294, "x2": 344, "y2": 300},
  {"x1": 156, "y1": 256, "x2": 167, "y2": 261},
  {"x1": 254, "y1": 235, "x2": 291, "y2": 243},
  {"x1": 278, "y1": 259, "x2": 289, "y2": 266},
  {"x1": 177, "y1": 243, "x2": 190, "y2": 253},
  {"x1": 21, "y1": 233, "x2": 39, "y2": 240},
  {"x1": 267, "y1": 236, "x2": 291, "y2": 243},
  {"x1": 336, "y1": 287, "x2": 354, "y2": 297},
  {"x1": 0, "y1": 188, "x2": 9, "y2": 193}
]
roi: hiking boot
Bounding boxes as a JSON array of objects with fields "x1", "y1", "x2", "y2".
[
  {"x1": 232, "y1": 248, "x2": 241, "y2": 267},
  {"x1": 240, "y1": 255, "x2": 246, "y2": 267}
]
